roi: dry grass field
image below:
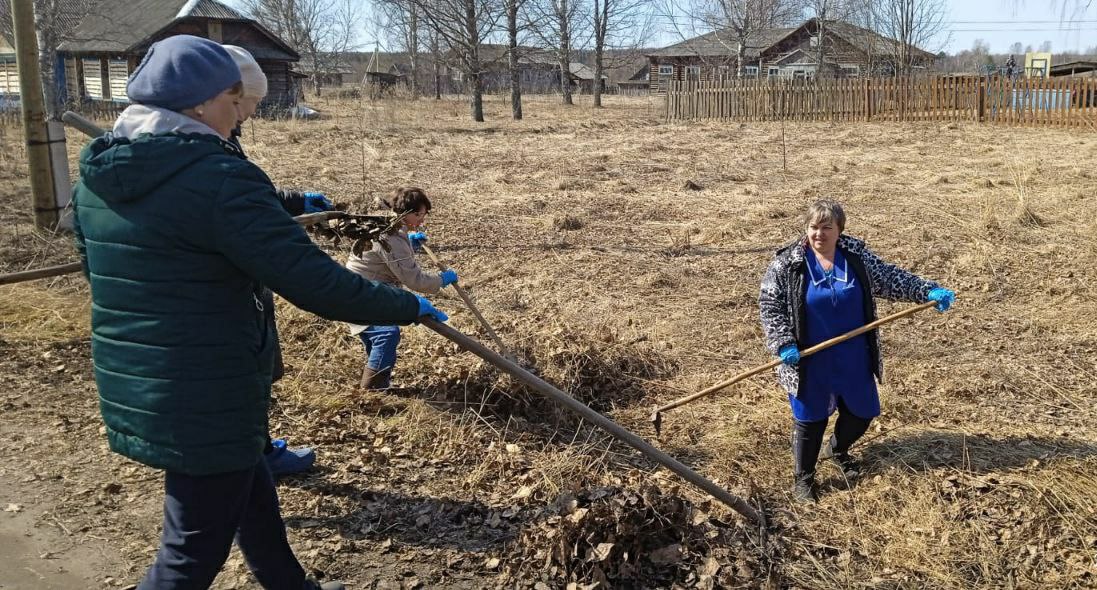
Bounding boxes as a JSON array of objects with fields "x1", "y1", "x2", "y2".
[{"x1": 1, "y1": 93, "x2": 1096, "y2": 589}]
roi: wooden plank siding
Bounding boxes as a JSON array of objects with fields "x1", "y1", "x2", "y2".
[
  {"x1": 665, "y1": 75, "x2": 1097, "y2": 129},
  {"x1": 57, "y1": 18, "x2": 299, "y2": 113}
]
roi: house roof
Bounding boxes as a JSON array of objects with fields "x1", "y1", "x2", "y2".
[
  {"x1": 1050, "y1": 60, "x2": 1097, "y2": 75},
  {"x1": 806, "y1": 19, "x2": 935, "y2": 61},
  {"x1": 569, "y1": 62, "x2": 607, "y2": 80},
  {"x1": 646, "y1": 27, "x2": 796, "y2": 58},
  {"x1": 295, "y1": 55, "x2": 355, "y2": 75},
  {"x1": 0, "y1": 0, "x2": 96, "y2": 47},
  {"x1": 57, "y1": 0, "x2": 297, "y2": 61},
  {"x1": 647, "y1": 19, "x2": 935, "y2": 61}
]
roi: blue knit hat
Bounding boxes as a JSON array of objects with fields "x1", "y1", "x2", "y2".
[{"x1": 127, "y1": 35, "x2": 241, "y2": 111}]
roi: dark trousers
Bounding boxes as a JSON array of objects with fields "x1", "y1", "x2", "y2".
[
  {"x1": 792, "y1": 397, "x2": 873, "y2": 482},
  {"x1": 138, "y1": 460, "x2": 308, "y2": 590}
]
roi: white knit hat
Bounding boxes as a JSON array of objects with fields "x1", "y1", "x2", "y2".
[{"x1": 222, "y1": 45, "x2": 268, "y2": 99}]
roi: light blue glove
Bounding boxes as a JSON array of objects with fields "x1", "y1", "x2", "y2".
[
  {"x1": 415, "y1": 295, "x2": 448, "y2": 322},
  {"x1": 440, "y1": 269, "x2": 458, "y2": 287},
  {"x1": 778, "y1": 343, "x2": 800, "y2": 366},
  {"x1": 407, "y1": 231, "x2": 428, "y2": 249},
  {"x1": 303, "y1": 192, "x2": 333, "y2": 213},
  {"x1": 927, "y1": 288, "x2": 955, "y2": 312}
]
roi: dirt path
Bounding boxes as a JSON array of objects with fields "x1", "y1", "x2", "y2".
[{"x1": 0, "y1": 473, "x2": 124, "y2": 590}]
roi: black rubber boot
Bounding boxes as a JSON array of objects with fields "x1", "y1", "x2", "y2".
[
  {"x1": 792, "y1": 419, "x2": 827, "y2": 503},
  {"x1": 825, "y1": 402, "x2": 872, "y2": 479}
]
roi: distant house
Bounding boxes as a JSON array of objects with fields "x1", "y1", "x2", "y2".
[
  {"x1": 444, "y1": 45, "x2": 563, "y2": 94},
  {"x1": 646, "y1": 18, "x2": 936, "y2": 92},
  {"x1": 569, "y1": 62, "x2": 607, "y2": 94},
  {"x1": 295, "y1": 56, "x2": 356, "y2": 90},
  {"x1": 608, "y1": 56, "x2": 652, "y2": 96},
  {"x1": 1, "y1": 0, "x2": 301, "y2": 112},
  {"x1": 1050, "y1": 60, "x2": 1097, "y2": 78}
]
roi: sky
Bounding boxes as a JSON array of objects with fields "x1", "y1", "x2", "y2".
[
  {"x1": 942, "y1": 0, "x2": 1097, "y2": 54},
  {"x1": 643, "y1": 0, "x2": 1097, "y2": 54},
  {"x1": 229, "y1": 0, "x2": 1097, "y2": 57}
]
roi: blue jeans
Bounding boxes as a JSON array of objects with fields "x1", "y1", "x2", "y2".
[
  {"x1": 360, "y1": 325, "x2": 401, "y2": 388},
  {"x1": 138, "y1": 460, "x2": 309, "y2": 590}
]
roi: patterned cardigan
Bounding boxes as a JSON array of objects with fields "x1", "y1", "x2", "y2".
[{"x1": 758, "y1": 235, "x2": 940, "y2": 397}]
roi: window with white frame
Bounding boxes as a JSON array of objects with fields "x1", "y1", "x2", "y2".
[
  {"x1": 767, "y1": 67, "x2": 779, "y2": 77},
  {"x1": 685, "y1": 65, "x2": 700, "y2": 79},
  {"x1": 83, "y1": 58, "x2": 103, "y2": 99},
  {"x1": 658, "y1": 64, "x2": 673, "y2": 76},
  {"x1": 0, "y1": 59, "x2": 18, "y2": 95},
  {"x1": 839, "y1": 64, "x2": 860, "y2": 77},
  {"x1": 108, "y1": 59, "x2": 129, "y2": 101},
  {"x1": 744, "y1": 65, "x2": 759, "y2": 77}
]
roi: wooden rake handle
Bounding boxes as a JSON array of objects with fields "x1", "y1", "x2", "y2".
[
  {"x1": 653, "y1": 301, "x2": 939, "y2": 418},
  {"x1": 419, "y1": 242, "x2": 515, "y2": 359}
]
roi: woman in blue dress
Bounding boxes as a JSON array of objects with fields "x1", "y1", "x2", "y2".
[{"x1": 759, "y1": 200, "x2": 955, "y2": 502}]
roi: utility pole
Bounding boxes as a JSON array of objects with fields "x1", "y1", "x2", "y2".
[{"x1": 10, "y1": 0, "x2": 62, "y2": 230}]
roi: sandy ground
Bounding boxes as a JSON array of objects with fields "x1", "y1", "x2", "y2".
[{"x1": 1, "y1": 93, "x2": 1096, "y2": 588}]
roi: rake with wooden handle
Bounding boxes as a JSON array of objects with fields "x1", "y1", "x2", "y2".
[
  {"x1": 420, "y1": 316, "x2": 766, "y2": 527},
  {"x1": 649, "y1": 301, "x2": 939, "y2": 435},
  {"x1": 419, "y1": 242, "x2": 516, "y2": 361}
]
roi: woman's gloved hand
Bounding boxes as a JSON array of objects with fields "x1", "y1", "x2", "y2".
[
  {"x1": 415, "y1": 295, "x2": 448, "y2": 322},
  {"x1": 927, "y1": 288, "x2": 955, "y2": 312},
  {"x1": 778, "y1": 343, "x2": 801, "y2": 366},
  {"x1": 303, "y1": 192, "x2": 333, "y2": 213},
  {"x1": 440, "y1": 269, "x2": 458, "y2": 287}
]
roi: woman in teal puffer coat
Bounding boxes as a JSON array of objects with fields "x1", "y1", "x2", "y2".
[{"x1": 72, "y1": 35, "x2": 446, "y2": 590}]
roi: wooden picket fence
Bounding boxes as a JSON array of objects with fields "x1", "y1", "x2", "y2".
[{"x1": 666, "y1": 76, "x2": 1097, "y2": 129}]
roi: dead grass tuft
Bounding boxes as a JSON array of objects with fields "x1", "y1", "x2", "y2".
[
  {"x1": 552, "y1": 213, "x2": 585, "y2": 231},
  {"x1": 0, "y1": 283, "x2": 89, "y2": 342}
]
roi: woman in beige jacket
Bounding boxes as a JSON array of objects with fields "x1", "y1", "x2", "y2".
[{"x1": 346, "y1": 187, "x2": 458, "y2": 389}]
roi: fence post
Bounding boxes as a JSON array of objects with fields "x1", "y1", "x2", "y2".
[{"x1": 982, "y1": 75, "x2": 991, "y2": 121}]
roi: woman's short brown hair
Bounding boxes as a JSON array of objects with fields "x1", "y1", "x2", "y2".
[
  {"x1": 387, "y1": 187, "x2": 432, "y2": 215},
  {"x1": 803, "y1": 199, "x2": 846, "y2": 232}
]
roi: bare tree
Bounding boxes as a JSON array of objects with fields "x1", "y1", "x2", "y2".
[
  {"x1": 800, "y1": 0, "x2": 859, "y2": 78},
  {"x1": 242, "y1": 0, "x2": 364, "y2": 95},
  {"x1": 662, "y1": 0, "x2": 798, "y2": 76},
  {"x1": 590, "y1": 0, "x2": 653, "y2": 106},
  {"x1": 405, "y1": 0, "x2": 502, "y2": 121},
  {"x1": 870, "y1": 0, "x2": 946, "y2": 76},
  {"x1": 377, "y1": 0, "x2": 424, "y2": 98},
  {"x1": 428, "y1": 28, "x2": 443, "y2": 99},
  {"x1": 504, "y1": 0, "x2": 530, "y2": 118},
  {"x1": 527, "y1": 0, "x2": 586, "y2": 104}
]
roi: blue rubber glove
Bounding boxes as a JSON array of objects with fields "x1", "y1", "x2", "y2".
[
  {"x1": 407, "y1": 231, "x2": 428, "y2": 249},
  {"x1": 440, "y1": 269, "x2": 458, "y2": 287},
  {"x1": 415, "y1": 295, "x2": 448, "y2": 322},
  {"x1": 927, "y1": 288, "x2": 955, "y2": 312},
  {"x1": 778, "y1": 343, "x2": 800, "y2": 366},
  {"x1": 303, "y1": 192, "x2": 333, "y2": 213}
]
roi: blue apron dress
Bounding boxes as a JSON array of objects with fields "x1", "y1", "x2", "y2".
[{"x1": 789, "y1": 248, "x2": 881, "y2": 422}]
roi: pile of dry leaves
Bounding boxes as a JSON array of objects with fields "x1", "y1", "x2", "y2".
[{"x1": 500, "y1": 485, "x2": 770, "y2": 589}]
